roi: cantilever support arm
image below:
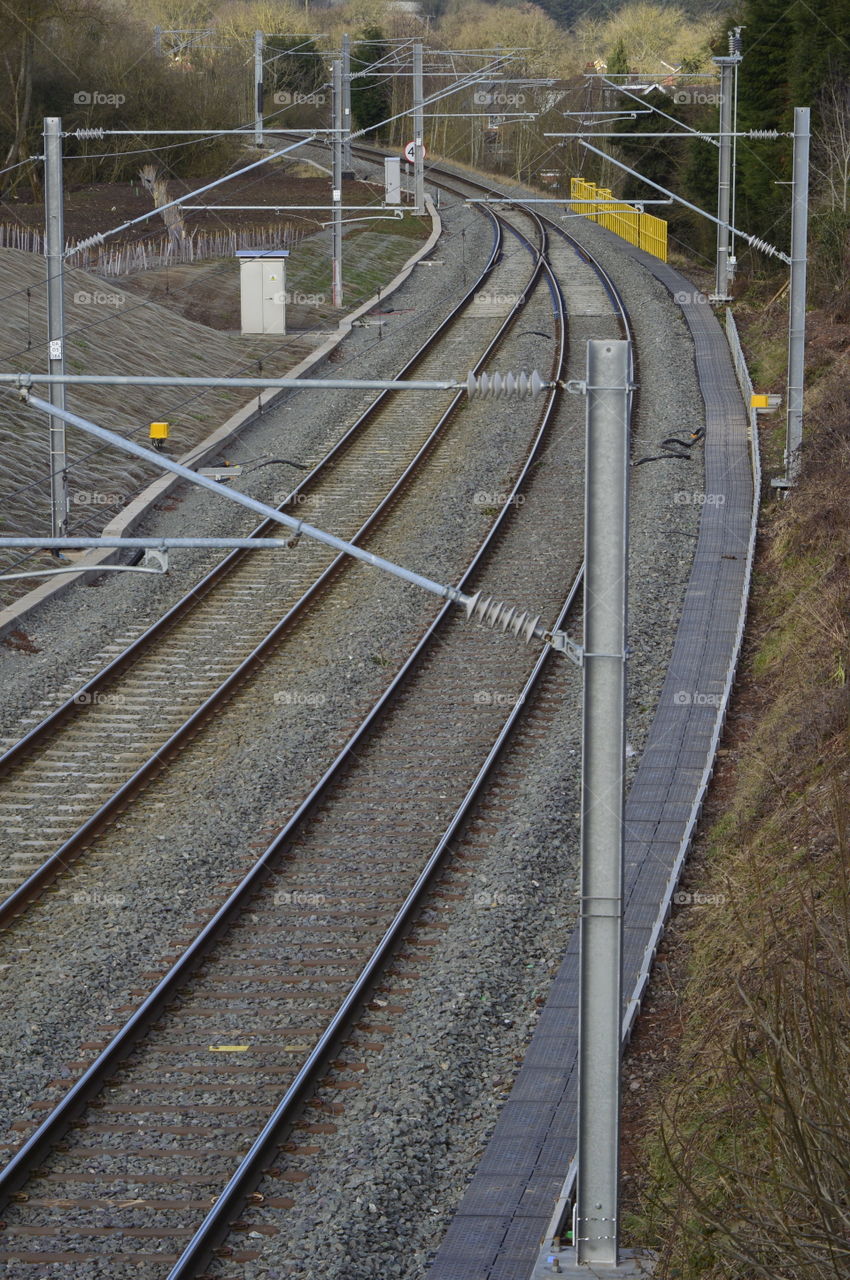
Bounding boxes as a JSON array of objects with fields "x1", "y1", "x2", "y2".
[{"x1": 13, "y1": 391, "x2": 572, "y2": 655}]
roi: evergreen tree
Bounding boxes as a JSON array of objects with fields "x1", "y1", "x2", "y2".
[
  {"x1": 789, "y1": 0, "x2": 850, "y2": 106},
  {"x1": 613, "y1": 89, "x2": 690, "y2": 197},
  {"x1": 734, "y1": 0, "x2": 794, "y2": 243},
  {"x1": 607, "y1": 38, "x2": 630, "y2": 78},
  {"x1": 350, "y1": 27, "x2": 392, "y2": 140}
]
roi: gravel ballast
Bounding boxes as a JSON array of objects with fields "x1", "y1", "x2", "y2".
[
  {"x1": 0, "y1": 193, "x2": 490, "y2": 738},
  {"x1": 0, "y1": 157, "x2": 708, "y2": 1279},
  {"x1": 198, "y1": 181, "x2": 707, "y2": 1280},
  {"x1": 0, "y1": 200, "x2": 554, "y2": 1146}
]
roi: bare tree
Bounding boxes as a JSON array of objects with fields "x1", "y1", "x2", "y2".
[
  {"x1": 813, "y1": 77, "x2": 850, "y2": 212},
  {"x1": 1, "y1": 27, "x2": 35, "y2": 173},
  {"x1": 0, "y1": 0, "x2": 94, "y2": 186},
  {"x1": 139, "y1": 164, "x2": 187, "y2": 251}
]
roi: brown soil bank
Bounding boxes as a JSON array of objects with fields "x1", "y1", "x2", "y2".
[{"x1": 622, "y1": 298, "x2": 850, "y2": 1280}]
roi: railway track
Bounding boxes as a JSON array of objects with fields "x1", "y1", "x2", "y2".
[
  {"x1": 0, "y1": 169, "x2": 631, "y2": 1276},
  {"x1": 203, "y1": 594, "x2": 585, "y2": 1278},
  {"x1": 0, "y1": 200, "x2": 547, "y2": 924}
]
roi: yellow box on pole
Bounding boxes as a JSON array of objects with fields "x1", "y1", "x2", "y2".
[
  {"x1": 750, "y1": 394, "x2": 770, "y2": 409},
  {"x1": 149, "y1": 421, "x2": 169, "y2": 452}
]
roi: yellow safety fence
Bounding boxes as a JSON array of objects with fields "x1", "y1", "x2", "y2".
[{"x1": 570, "y1": 177, "x2": 668, "y2": 263}]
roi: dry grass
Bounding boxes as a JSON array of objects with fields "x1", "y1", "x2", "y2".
[{"x1": 630, "y1": 305, "x2": 850, "y2": 1280}]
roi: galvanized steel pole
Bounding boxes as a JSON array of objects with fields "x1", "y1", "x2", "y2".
[
  {"x1": 342, "y1": 33, "x2": 354, "y2": 178},
  {"x1": 575, "y1": 339, "x2": 630, "y2": 1269},
  {"x1": 44, "y1": 117, "x2": 68, "y2": 539},
  {"x1": 728, "y1": 27, "x2": 743, "y2": 275},
  {"x1": 786, "y1": 106, "x2": 810, "y2": 483},
  {"x1": 712, "y1": 56, "x2": 736, "y2": 301},
  {"x1": 254, "y1": 31, "x2": 264, "y2": 147},
  {"x1": 332, "y1": 58, "x2": 343, "y2": 307},
  {"x1": 413, "y1": 40, "x2": 425, "y2": 213}
]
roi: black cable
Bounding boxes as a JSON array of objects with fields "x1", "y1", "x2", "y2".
[
  {"x1": 239, "y1": 456, "x2": 309, "y2": 473},
  {"x1": 634, "y1": 425, "x2": 704, "y2": 466}
]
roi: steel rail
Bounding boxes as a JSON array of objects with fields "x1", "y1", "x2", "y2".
[
  {"x1": 0, "y1": 165, "x2": 636, "y2": 1280},
  {"x1": 317, "y1": 134, "x2": 632, "y2": 333},
  {"x1": 168, "y1": 203, "x2": 621, "y2": 1275},
  {"x1": 0, "y1": 200, "x2": 564, "y2": 1219},
  {"x1": 0, "y1": 206, "x2": 526, "y2": 927},
  {"x1": 0, "y1": 210, "x2": 501, "y2": 779}
]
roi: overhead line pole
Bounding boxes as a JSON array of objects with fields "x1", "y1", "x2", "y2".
[
  {"x1": 413, "y1": 39, "x2": 425, "y2": 213},
  {"x1": 712, "y1": 52, "x2": 739, "y2": 300},
  {"x1": 254, "y1": 31, "x2": 264, "y2": 147},
  {"x1": 332, "y1": 59, "x2": 343, "y2": 307},
  {"x1": 574, "y1": 339, "x2": 630, "y2": 1271},
  {"x1": 44, "y1": 117, "x2": 67, "y2": 541},
  {"x1": 785, "y1": 106, "x2": 810, "y2": 484},
  {"x1": 730, "y1": 30, "x2": 743, "y2": 273},
  {"x1": 342, "y1": 33, "x2": 354, "y2": 178}
]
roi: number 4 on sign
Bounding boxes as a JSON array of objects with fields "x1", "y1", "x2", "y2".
[{"x1": 404, "y1": 140, "x2": 427, "y2": 163}]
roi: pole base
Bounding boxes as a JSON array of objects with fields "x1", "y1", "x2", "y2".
[{"x1": 529, "y1": 1246, "x2": 656, "y2": 1278}]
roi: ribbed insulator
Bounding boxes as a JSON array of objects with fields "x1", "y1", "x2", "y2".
[
  {"x1": 466, "y1": 369, "x2": 545, "y2": 399},
  {"x1": 67, "y1": 233, "x2": 105, "y2": 254},
  {"x1": 464, "y1": 591, "x2": 542, "y2": 644},
  {"x1": 73, "y1": 128, "x2": 104, "y2": 140},
  {"x1": 746, "y1": 234, "x2": 789, "y2": 263}
]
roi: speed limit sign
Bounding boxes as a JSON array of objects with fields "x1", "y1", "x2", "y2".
[{"x1": 403, "y1": 140, "x2": 426, "y2": 163}]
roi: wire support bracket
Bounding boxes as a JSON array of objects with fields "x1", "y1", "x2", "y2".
[{"x1": 559, "y1": 379, "x2": 638, "y2": 396}]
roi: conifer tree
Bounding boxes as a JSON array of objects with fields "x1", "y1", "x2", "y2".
[
  {"x1": 734, "y1": 0, "x2": 794, "y2": 244},
  {"x1": 350, "y1": 27, "x2": 392, "y2": 141}
]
